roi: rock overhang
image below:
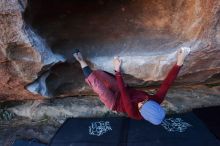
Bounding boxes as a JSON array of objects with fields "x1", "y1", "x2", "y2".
[{"x1": 0, "y1": 0, "x2": 220, "y2": 99}]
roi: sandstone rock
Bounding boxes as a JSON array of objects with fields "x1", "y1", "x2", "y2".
[
  {"x1": 0, "y1": 0, "x2": 65, "y2": 100},
  {"x1": 0, "y1": 0, "x2": 220, "y2": 101},
  {"x1": 8, "y1": 96, "x2": 114, "y2": 121}
]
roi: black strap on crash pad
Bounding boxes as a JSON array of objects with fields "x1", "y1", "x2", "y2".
[{"x1": 118, "y1": 117, "x2": 129, "y2": 146}]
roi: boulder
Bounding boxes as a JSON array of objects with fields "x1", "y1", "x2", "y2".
[{"x1": 0, "y1": 0, "x2": 220, "y2": 100}]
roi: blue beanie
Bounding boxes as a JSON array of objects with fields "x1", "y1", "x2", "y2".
[{"x1": 139, "y1": 100, "x2": 165, "y2": 125}]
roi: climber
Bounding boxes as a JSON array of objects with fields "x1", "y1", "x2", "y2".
[{"x1": 73, "y1": 47, "x2": 190, "y2": 125}]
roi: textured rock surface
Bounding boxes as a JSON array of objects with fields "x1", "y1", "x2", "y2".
[
  {"x1": 25, "y1": 0, "x2": 220, "y2": 97},
  {"x1": 8, "y1": 96, "x2": 112, "y2": 121},
  {"x1": 0, "y1": 117, "x2": 59, "y2": 146},
  {"x1": 0, "y1": 0, "x2": 220, "y2": 101},
  {"x1": 0, "y1": 0, "x2": 64, "y2": 100}
]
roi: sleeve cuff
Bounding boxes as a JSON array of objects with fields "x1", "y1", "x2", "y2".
[
  {"x1": 114, "y1": 70, "x2": 121, "y2": 73},
  {"x1": 175, "y1": 63, "x2": 182, "y2": 68}
]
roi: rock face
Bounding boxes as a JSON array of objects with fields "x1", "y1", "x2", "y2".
[
  {"x1": 0, "y1": 0, "x2": 64, "y2": 100},
  {"x1": 0, "y1": 0, "x2": 220, "y2": 100}
]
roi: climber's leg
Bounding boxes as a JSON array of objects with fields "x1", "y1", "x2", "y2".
[{"x1": 73, "y1": 49, "x2": 118, "y2": 109}]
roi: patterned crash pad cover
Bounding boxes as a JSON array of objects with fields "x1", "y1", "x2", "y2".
[{"x1": 50, "y1": 113, "x2": 220, "y2": 146}]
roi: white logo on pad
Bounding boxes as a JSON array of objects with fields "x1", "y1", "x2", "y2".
[
  {"x1": 161, "y1": 118, "x2": 192, "y2": 132},
  {"x1": 89, "y1": 121, "x2": 112, "y2": 136}
]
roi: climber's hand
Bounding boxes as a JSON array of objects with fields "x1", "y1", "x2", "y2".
[
  {"x1": 113, "y1": 56, "x2": 122, "y2": 72},
  {"x1": 177, "y1": 47, "x2": 190, "y2": 66}
]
